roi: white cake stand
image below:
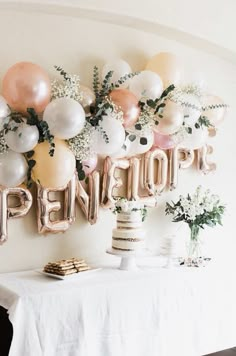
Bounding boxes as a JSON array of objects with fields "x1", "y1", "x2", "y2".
[{"x1": 106, "y1": 248, "x2": 151, "y2": 271}]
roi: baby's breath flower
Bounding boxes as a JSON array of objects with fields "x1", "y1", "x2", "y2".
[
  {"x1": 0, "y1": 130, "x2": 8, "y2": 154},
  {"x1": 67, "y1": 122, "x2": 93, "y2": 161}
]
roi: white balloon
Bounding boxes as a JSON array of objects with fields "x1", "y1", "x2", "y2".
[
  {"x1": 43, "y1": 97, "x2": 85, "y2": 139},
  {"x1": 5, "y1": 122, "x2": 39, "y2": 153},
  {"x1": 102, "y1": 59, "x2": 132, "y2": 86},
  {"x1": 180, "y1": 93, "x2": 202, "y2": 126},
  {"x1": 93, "y1": 116, "x2": 125, "y2": 156},
  {"x1": 129, "y1": 70, "x2": 163, "y2": 100},
  {"x1": 181, "y1": 125, "x2": 208, "y2": 150},
  {"x1": 0, "y1": 150, "x2": 28, "y2": 187},
  {"x1": 0, "y1": 96, "x2": 10, "y2": 130},
  {"x1": 127, "y1": 129, "x2": 154, "y2": 156}
]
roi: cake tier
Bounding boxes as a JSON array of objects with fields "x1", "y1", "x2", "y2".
[
  {"x1": 112, "y1": 228, "x2": 146, "y2": 251},
  {"x1": 112, "y1": 228, "x2": 145, "y2": 239},
  {"x1": 116, "y1": 211, "x2": 143, "y2": 229},
  {"x1": 112, "y1": 238, "x2": 145, "y2": 251},
  {"x1": 117, "y1": 211, "x2": 143, "y2": 223}
]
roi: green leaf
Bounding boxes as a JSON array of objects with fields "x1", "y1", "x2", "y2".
[
  {"x1": 128, "y1": 134, "x2": 136, "y2": 142},
  {"x1": 140, "y1": 137, "x2": 147, "y2": 145},
  {"x1": 135, "y1": 123, "x2": 142, "y2": 130}
]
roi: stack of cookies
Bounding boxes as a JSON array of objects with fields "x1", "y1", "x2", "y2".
[{"x1": 43, "y1": 258, "x2": 90, "y2": 276}]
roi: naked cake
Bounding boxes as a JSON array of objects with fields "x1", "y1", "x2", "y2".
[{"x1": 112, "y1": 199, "x2": 147, "y2": 252}]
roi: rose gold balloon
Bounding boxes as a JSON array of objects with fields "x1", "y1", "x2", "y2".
[
  {"x1": 2, "y1": 62, "x2": 51, "y2": 113},
  {"x1": 153, "y1": 131, "x2": 176, "y2": 149},
  {"x1": 201, "y1": 95, "x2": 226, "y2": 126},
  {"x1": 154, "y1": 100, "x2": 184, "y2": 135},
  {"x1": 109, "y1": 89, "x2": 140, "y2": 128}
]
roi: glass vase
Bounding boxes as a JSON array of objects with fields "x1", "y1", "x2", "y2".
[{"x1": 187, "y1": 225, "x2": 202, "y2": 262}]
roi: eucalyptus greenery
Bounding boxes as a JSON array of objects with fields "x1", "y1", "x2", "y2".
[
  {"x1": 124, "y1": 84, "x2": 175, "y2": 146},
  {"x1": 3, "y1": 108, "x2": 55, "y2": 188},
  {"x1": 87, "y1": 66, "x2": 139, "y2": 130}
]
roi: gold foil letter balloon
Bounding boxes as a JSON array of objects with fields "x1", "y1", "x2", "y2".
[
  {"x1": 197, "y1": 144, "x2": 216, "y2": 174},
  {"x1": 32, "y1": 139, "x2": 76, "y2": 189},
  {"x1": 36, "y1": 180, "x2": 75, "y2": 234},
  {"x1": 0, "y1": 187, "x2": 32, "y2": 244},
  {"x1": 168, "y1": 146, "x2": 195, "y2": 190},
  {"x1": 143, "y1": 149, "x2": 168, "y2": 195},
  {"x1": 2, "y1": 62, "x2": 51, "y2": 113}
]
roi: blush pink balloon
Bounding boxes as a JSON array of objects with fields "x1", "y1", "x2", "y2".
[
  {"x1": 153, "y1": 131, "x2": 176, "y2": 149},
  {"x1": 109, "y1": 89, "x2": 140, "y2": 128},
  {"x1": 2, "y1": 62, "x2": 51, "y2": 114},
  {"x1": 82, "y1": 155, "x2": 98, "y2": 175}
]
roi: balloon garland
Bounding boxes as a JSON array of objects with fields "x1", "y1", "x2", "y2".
[{"x1": 0, "y1": 52, "x2": 227, "y2": 243}]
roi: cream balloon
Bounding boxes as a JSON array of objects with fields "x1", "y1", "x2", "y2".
[
  {"x1": 93, "y1": 116, "x2": 125, "y2": 156},
  {"x1": 0, "y1": 96, "x2": 10, "y2": 130},
  {"x1": 201, "y1": 95, "x2": 226, "y2": 126},
  {"x1": 43, "y1": 97, "x2": 85, "y2": 139},
  {"x1": 154, "y1": 100, "x2": 184, "y2": 135},
  {"x1": 0, "y1": 150, "x2": 28, "y2": 187},
  {"x1": 129, "y1": 70, "x2": 163, "y2": 100},
  {"x1": 181, "y1": 125, "x2": 208, "y2": 150},
  {"x1": 146, "y1": 52, "x2": 181, "y2": 88},
  {"x1": 32, "y1": 139, "x2": 76, "y2": 188},
  {"x1": 102, "y1": 59, "x2": 131, "y2": 85},
  {"x1": 5, "y1": 122, "x2": 39, "y2": 153},
  {"x1": 79, "y1": 85, "x2": 95, "y2": 113}
]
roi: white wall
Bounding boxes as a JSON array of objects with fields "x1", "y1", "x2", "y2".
[{"x1": 0, "y1": 2, "x2": 235, "y2": 272}]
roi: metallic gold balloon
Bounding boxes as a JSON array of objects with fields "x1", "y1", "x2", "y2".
[
  {"x1": 109, "y1": 89, "x2": 140, "y2": 128},
  {"x1": 37, "y1": 182, "x2": 74, "y2": 234},
  {"x1": 101, "y1": 157, "x2": 130, "y2": 208},
  {"x1": 88, "y1": 171, "x2": 100, "y2": 225},
  {"x1": 0, "y1": 186, "x2": 32, "y2": 244},
  {"x1": 2, "y1": 62, "x2": 51, "y2": 113},
  {"x1": 64, "y1": 173, "x2": 76, "y2": 224},
  {"x1": 146, "y1": 52, "x2": 181, "y2": 88},
  {"x1": 197, "y1": 144, "x2": 216, "y2": 174},
  {"x1": 168, "y1": 146, "x2": 194, "y2": 190},
  {"x1": 127, "y1": 157, "x2": 141, "y2": 201},
  {"x1": 143, "y1": 149, "x2": 168, "y2": 195},
  {"x1": 76, "y1": 177, "x2": 89, "y2": 220},
  {"x1": 79, "y1": 85, "x2": 95, "y2": 113},
  {"x1": 154, "y1": 100, "x2": 184, "y2": 135}
]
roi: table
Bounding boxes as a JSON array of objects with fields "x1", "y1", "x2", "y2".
[{"x1": 0, "y1": 260, "x2": 236, "y2": 356}]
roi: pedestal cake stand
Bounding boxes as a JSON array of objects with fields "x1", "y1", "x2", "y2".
[{"x1": 106, "y1": 248, "x2": 152, "y2": 271}]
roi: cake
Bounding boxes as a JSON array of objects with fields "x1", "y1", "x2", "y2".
[{"x1": 112, "y1": 199, "x2": 147, "y2": 252}]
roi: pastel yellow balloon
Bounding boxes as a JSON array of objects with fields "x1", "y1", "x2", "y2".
[
  {"x1": 32, "y1": 139, "x2": 76, "y2": 188},
  {"x1": 154, "y1": 100, "x2": 184, "y2": 135},
  {"x1": 146, "y1": 52, "x2": 181, "y2": 88}
]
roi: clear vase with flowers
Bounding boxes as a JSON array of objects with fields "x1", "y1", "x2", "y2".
[{"x1": 165, "y1": 186, "x2": 225, "y2": 266}]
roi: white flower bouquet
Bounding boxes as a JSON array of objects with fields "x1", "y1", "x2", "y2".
[{"x1": 165, "y1": 186, "x2": 225, "y2": 241}]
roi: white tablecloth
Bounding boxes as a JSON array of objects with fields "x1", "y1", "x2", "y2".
[{"x1": 0, "y1": 260, "x2": 236, "y2": 356}]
